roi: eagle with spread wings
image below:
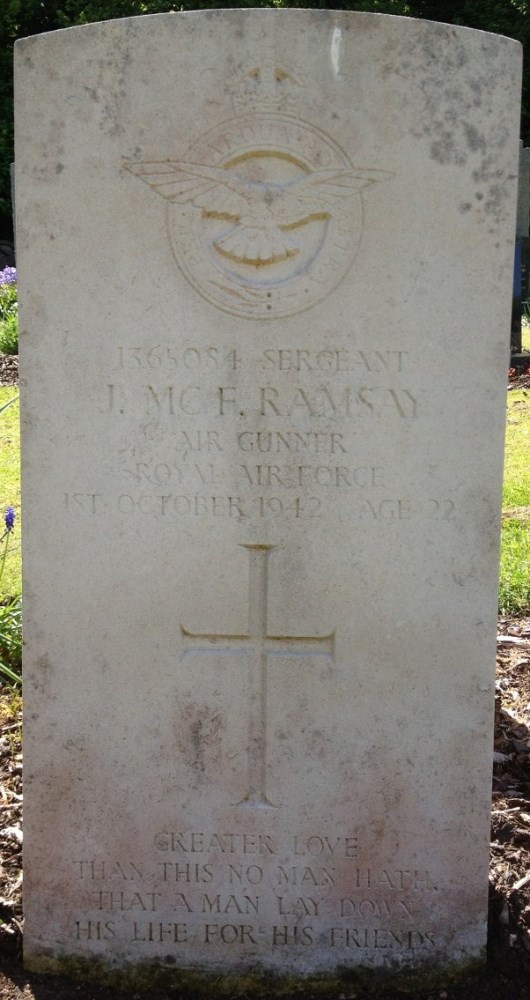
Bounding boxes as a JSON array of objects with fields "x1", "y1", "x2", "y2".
[{"x1": 125, "y1": 159, "x2": 391, "y2": 266}]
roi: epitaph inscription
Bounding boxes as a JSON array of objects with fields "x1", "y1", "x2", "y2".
[{"x1": 70, "y1": 836, "x2": 441, "y2": 958}]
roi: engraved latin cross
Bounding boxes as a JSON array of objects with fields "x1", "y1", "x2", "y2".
[{"x1": 181, "y1": 544, "x2": 335, "y2": 807}]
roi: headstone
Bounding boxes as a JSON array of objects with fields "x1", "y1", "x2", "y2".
[
  {"x1": 517, "y1": 142, "x2": 530, "y2": 239},
  {"x1": 16, "y1": 9, "x2": 521, "y2": 981}
]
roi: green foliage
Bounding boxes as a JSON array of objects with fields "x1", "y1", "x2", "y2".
[
  {"x1": 0, "y1": 284, "x2": 18, "y2": 354},
  {"x1": 274, "y1": 1, "x2": 407, "y2": 9},
  {"x1": 0, "y1": 388, "x2": 20, "y2": 598},
  {"x1": 0, "y1": 594, "x2": 22, "y2": 685},
  {"x1": 503, "y1": 389, "x2": 530, "y2": 509},
  {"x1": 500, "y1": 388, "x2": 530, "y2": 612},
  {"x1": 0, "y1": 312, "x2": 18, "y2": 354},
  {"x1": 0, "y1": 503, "x2": 21, "y2": 686},
  {"x1": 0, "y1": 280, "x2": 16, "y2": 322},
  {"x1": 0, "y1": 275, "x2": 18, "y2": 352},
  {"x1": 499, "y1": 519, "x2": 530, "y2": 612}
]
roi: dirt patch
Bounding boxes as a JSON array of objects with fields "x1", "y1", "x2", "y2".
[
  {"x1": 0, "y1": 355, "x2": 18, "y2": 389},
  {"x1": 502, "y1": 506, "x2": 530, "y2": 521},
  {"x1": 508, "y1": 366, "x2": 530, "y2": 391}
]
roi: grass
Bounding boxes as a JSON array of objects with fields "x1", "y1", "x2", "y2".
[
  {"x1": 502, "y1": 322, "x2": 530, "y2": 612},
  {"x1": 0, "y1": 387, "x2": 21, "y2": 684},
  {"x1": 0, "y1": 387, "x2": 20, "y2": 597},
  {"x1": 500, "y1": 519, "x2": 530, "y2": 612},
  {"x1": 503, "y1": 392, "x2": 530, "y2": 508},
  {"x1": 500, "y1": 387, "x2": 530, "y2": 612}
]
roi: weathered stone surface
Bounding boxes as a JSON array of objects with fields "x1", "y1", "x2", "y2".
[{"x1": 16, "y1": 9, "x2": 521, "y2": 977}]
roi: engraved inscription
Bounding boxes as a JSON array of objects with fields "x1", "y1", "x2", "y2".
[
  {"x1": 181, "y1": 545, "x2": 335, "y2": 806},
  {"x1": 229, "y1": 63, "x2": 304, "y2": 116},
  {"x1": 60, "y1": 343, "x2": 450, "y2": 526},
  {"x1": 101, "y1": 382, "x2": 419, "y2": 420},
  {"x1": 63, "y1": 491, "x2": 456, "y2": 524},
  {"x1": 153, "y1": 831, "x2": 276, "y2": 854},
  {"x1": 117, "y1": 345, "x2": 241, "y2": 371},
  {"x1": 73, "y1": 917, "x2": 437, "y2": 951},
  {"x1": 114, "y1": 345, "x2": 407, "y2": 374},
  {"x1": 71, "y1": 847, "x2": 439, "y2": 958},
  {"x1": 259, "y1": 348, "x2": 408, "y2": 373}
]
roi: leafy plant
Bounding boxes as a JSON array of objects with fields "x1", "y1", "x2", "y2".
[
  {"x1": 0, "y1": 267, "x2": 16, "y2": 317},
  {"x1": 0, "y1": 507, "x2": 21, "y2": 687},
  {"x1": 0, "y1": 267, "x2": 17, "y2": 355},
  {"x1": 0, "y1": 313, "x2": 18, "y2": 354},
  {"x1": 0, "y1": 595, "x2": 22, "y2": 685}
]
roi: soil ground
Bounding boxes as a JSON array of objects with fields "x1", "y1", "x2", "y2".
[{"x1": 1, "y1": 355, "x2": 529, "y2": 997}]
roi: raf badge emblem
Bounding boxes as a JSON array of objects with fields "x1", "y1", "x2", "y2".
[{"x1": 125, "y1": 67, "x2": 391, "y2": 319}]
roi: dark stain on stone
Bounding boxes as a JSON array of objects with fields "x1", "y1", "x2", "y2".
[
  {"x1": 190, "y1": 717, "x2": 206, "y2": 779},
  {"x1": 464, "y1": 123, "x2": 486, "y2": 154},
  {"x1": 178, "y1": 705, "x2": 223, "y2": 788},
  {"x1": 430, "y1": 131, "x2": 466, "y2": 167},
  {"x1": 33, "y1": 653, "x2": 53, "y2": 696},
  {"x1": 485, "y1": 184, "x2": 503, "y2": 214}
]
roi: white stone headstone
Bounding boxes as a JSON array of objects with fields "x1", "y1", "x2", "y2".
[{"x1": 16, "y1": 9, "x2": 521, "y2": 982}]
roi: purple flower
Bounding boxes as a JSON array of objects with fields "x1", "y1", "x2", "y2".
[
  {"x1": 4, "y1": 507, "x2": 15, "y2": 531},
  {"x1": 0, "y1": 267, "x2": 16, "y2": 286}
]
